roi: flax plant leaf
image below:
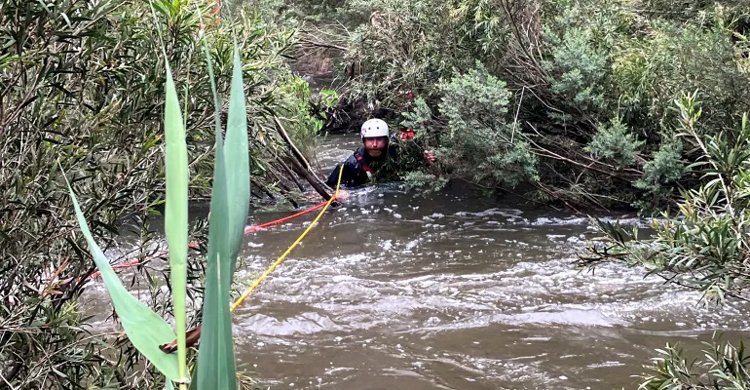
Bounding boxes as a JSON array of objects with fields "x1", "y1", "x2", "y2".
[
  {"x1": 163, "y1": 63, "x2": 190, "y2": 383},
  {"x1": 224, "y1": 41, "x2": 251, "y2": 276},
  {"x1": 64, "y1": 176, "x2": 179, "y2": 381},
  {"x1": 195, "y1": 41, "x2": 250, "y2": 390},
  {"x1": 195, "y1": 109, "x2": 236, "y2": 389}
]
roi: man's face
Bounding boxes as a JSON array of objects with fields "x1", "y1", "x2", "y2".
[{"x1": 363, "y1": 136, "x2": 388, "y2": 158}]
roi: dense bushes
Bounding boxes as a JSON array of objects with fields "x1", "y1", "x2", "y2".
[
  {"x1": 401, "y1": 64, "x2": 538, "y2": 190},
  {"x1": 343, "y1": 0, "x2": 473, "y2": 109},
  {"x1": 585, "y1": 93, "x2": 750, "y2": 302},
  {"x1": 0, "y1": 0, "x2": 311, "y2": 387},
  {"x1": 302, "y1": 0, "x2": 750, "y2": 209}
]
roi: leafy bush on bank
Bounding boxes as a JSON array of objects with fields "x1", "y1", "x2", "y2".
[{"x1": 301, "y1": 0, "x2": 750, "y2": 210}]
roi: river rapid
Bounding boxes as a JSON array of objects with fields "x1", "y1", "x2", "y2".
[{"x1": 88, "y1": 134, "x2": 749, "y2": 389}]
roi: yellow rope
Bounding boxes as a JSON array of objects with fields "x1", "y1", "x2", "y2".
[{"x1": 230, "y1": 164, "x2": 344, "y2": 312}]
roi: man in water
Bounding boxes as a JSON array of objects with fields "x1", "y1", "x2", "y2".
[{"x1": 325, "y1": 118, "x2": 398, "y2": 188}]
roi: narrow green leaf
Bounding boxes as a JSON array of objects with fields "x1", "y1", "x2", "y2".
[
  {"x1": 63, "y1": 175, "x2": 179, "y2": 381},
  {"x1": 196, "y1": 115, "x2": 236, "y2": 390},
  {"x1": 224, "y1": 41, "x2": 250, "y2": 276},
  {"x1": 194, "y1": 42, "x2": 256, "y2": 390},
  {"x1": 165, "y1": 379, "x2": 175, "y2": 390},
  {"x1": 163, "y1": 64, "x2": 189, "y2": 383}
]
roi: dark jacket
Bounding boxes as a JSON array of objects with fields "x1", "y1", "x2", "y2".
[{"x1": 326, "y1": 145, "x2": 398, "y2": 188}]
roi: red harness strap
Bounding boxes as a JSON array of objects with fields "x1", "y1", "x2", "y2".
[{"x1": 355, "y1": 153, "x2": 374, "y2": 177}]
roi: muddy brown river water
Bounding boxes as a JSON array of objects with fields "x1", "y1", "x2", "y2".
[{"x1": 89, "y1": 135, "x2": 749, "y2": 389}]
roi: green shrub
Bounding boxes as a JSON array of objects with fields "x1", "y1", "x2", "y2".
[
  {"x1": 584, "y1": 117, "x2": 645, "y2": 169},
  {"x1": 542, "y1": 12, "x2": 610, "y2": 114},
  {"x1": 633, "y1": 0, "x2": 750, "y2": 23},
  {"x1": 612, "y1": 21, "x2": 750, "y2": 135},
  {"x1": 401, "y1": 97, "x2": 434, "y2": 137},
  {"x1": 275, "y1": 75, "x2": 324, "y2": 158},
  {"x1": 400, "y1": 171, "x2": 446, "y2": 192},
  {"x1": 585, "y1": 92, "x2": 750, "y2": 303},
  {"x1": 344, "y1": 0, "x2": 475, "y2": 111},
  {"x1": 633, "y1": 140, "x2": 688, "y2": 209},
  {"x1": 410, "y1": 63, "x2": 538, "y2": 190}
]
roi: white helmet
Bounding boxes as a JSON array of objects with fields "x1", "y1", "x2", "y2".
[{"x1": 360, "y1": 118, "x2": 389, "y2": 139}]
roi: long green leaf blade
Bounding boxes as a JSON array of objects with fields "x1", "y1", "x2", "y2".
[
  {"x1": 64, "y1": 176, "x2": 179, "y2": 381},
  {"x1": 195, "y1": 37, "x2": 251, "y2": 390},
  {"x1": 163, "y1": 64, "x2": 189, "y2": 383},
  {"x1": 196, "y1": 115, "x2": 236, "y2": 389},
  {"x1": 224, "y1": 41, "x2": 250, "y2": 276}
]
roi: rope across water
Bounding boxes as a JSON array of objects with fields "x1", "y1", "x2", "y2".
[
  {"x1": 230, "y1": 164, "x2": 344, "y2": 312},
  {"x1": 158, "y1": 164, "x2": 344, "y2": 353}
]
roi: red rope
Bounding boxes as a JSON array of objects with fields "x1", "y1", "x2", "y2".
[
  {"x1": 86, "y1": 200, "x2": 329, "y2": 280},
  {"x1": 243, "y1": 200, "x2": 327, "y2": 233}
]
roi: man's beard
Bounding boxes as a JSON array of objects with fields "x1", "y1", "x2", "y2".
[{"x1": 366, "y1": 148, "x2": 384, "y2": 158}]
